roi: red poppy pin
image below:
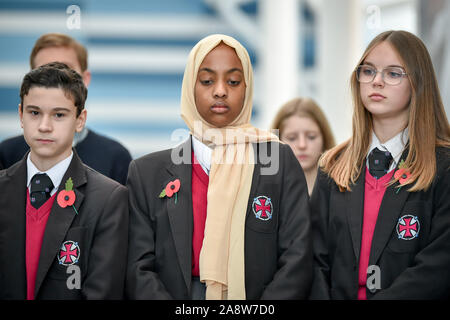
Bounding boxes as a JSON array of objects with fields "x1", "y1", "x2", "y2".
[
  {"x1": 159, "y1": 179, "x2": 181, "y2": 204},
  {"x1": 394, "y1": 160, "x2": 411, "y2": 194},
  {"x1": 57, "y1": 177, "x2": 79, "y2": 214}
]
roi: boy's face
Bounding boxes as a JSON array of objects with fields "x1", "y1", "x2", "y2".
[
  {"x1": 194, "y1": 43, "x2": 246, "y2": 127},
  {"x1": 19, "y1": 87, "x2": 86, "y2": 168}
]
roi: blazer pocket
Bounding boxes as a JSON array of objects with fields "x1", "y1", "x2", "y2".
[
  {"x1": 386, "y1": 201, "x2": 429, "y2": 253},
  {"x1": 47, "y1": 226, "x2": 89, "y2": 280},
  {"x1": 245, "y1": 184, "x2": 279, "y2": 234}
]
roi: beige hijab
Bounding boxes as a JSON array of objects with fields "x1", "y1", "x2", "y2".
[{"x1": 180, "y1": 34, "x2": 279, "y2": 300}]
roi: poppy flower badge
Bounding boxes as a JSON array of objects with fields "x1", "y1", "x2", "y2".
[
  {"x1": 57, "y1": 177, "x2": 79, "y2": 214},
  {"x1": 159, "y1": 179, "x2": 181, "y2": 204},
  {"x1": 394, "y1": 160, "x2": 412, "y2": 194}
]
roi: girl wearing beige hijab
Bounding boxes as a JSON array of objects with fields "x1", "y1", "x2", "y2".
[{"x1": 126, "y1": 34, "x2": 312, "y2": 300}]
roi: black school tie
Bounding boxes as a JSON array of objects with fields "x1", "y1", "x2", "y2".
[
  {"x1": 368, "y1": 148, "x2": 393, "y2": 179},
  {"x1": 30, "y1": 173, "x2": 54, "y2": 209}
]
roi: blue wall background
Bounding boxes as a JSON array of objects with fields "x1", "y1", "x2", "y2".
[{"x1": 0, "y1": 0, "x2": 314, "y2": 158}]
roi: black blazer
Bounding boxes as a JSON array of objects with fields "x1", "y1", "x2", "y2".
[
  {"x1": 0, "y1": 151, "x2": 129, "y2": 299},
  {"x1": 310, "y1": 147, "x2": 450, "y2": 299},
  {"x1": 0, "y1": 129, "x2": 132, "y2": 185},
  {"x1": 125, "y1": 138, "x2": 312, "y2": 299}
]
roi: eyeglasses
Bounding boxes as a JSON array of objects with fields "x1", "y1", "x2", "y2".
[{"x1": 356, "y1": 65, "x2": 408, "y2": 85}]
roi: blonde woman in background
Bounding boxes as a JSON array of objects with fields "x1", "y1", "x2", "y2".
[{"x1": 272, "y1": 97, "x2": 336, "y2": 195}]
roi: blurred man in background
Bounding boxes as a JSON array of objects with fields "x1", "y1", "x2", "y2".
[{"x1": 0, "y1": 33, "x2": 132, "y2": 185}]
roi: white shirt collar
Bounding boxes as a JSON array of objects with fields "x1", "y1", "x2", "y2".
[
  {"x1": 27, "y1": 152, "x2": 74, "y2": 196},
  {"x1": 191, "y1": 135, "x2": 212, "y2": 175},
  {"x1": 367, "y1": 127, "x2": 409, "y2": 171}
]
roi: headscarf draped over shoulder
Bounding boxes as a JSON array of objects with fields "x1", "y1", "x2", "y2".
[{"x1": 179, "y1": 34, "x2": 279, "y2": 300}]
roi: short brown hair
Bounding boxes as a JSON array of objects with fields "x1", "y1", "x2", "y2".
[
  {"x1": 272, "y1": 97, "x2": 336, "y2": 151},
  {"x1": 20, "y1": 62, "x2": 88, "y2": 117},
  {"x1": 30, "y1": 33, "x2": 88, "y2": 71}
]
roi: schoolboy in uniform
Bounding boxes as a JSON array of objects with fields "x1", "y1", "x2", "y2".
[
  {"x1": 0, "y1": 62, "x2": 128, "y2": 299},
  {"x1": 0, "y1": 33, "x2": 132, "y2": 185}
]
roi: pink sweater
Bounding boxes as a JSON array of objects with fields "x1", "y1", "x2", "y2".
[
  {"x1": 191, "y1": 152, "x2": 209, "y2": 277},
  {"x1": 26, "y1": 190, "x2": 56, "y2": 300},
  {"x1": 358, "y1": 167, "x2": 394, "y2": 300}
]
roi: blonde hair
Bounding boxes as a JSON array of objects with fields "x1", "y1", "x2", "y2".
[
  {"x1": 321, "y1": 30, "x2": 450, "y2": 192},
  {"x1": 30, "y1": 33, "x2": 88, "y2": 71},
  {"x1": 272, "y1": 97, "x2": 336, "y2": 151}
]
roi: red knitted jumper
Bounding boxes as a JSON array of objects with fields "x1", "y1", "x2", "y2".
[
  {"x1": 25, "y1": 189, "x2": 56, "y2": 300},
  {"x1": 358, "y1": 167, "x2": 394, "y2": 300},
  {"x1": 191, "y1": 152, "x2": 209, "y2": 276}
]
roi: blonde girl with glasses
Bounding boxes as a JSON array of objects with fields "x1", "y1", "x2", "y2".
[{"x1": 310, "y1": 30, "x2": 450, "y2": 299}]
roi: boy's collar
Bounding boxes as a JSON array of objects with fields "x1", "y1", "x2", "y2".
[{"x1": 26, "y1": 151, "x2": 73, "y2": 195}]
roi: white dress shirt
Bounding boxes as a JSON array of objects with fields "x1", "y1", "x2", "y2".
[
  {"x1": 27, "y1": 152, "x2": 73, "y2": 196},
  {"x1": 366, "y1": 128, "x2": 409, "y2": 172},
  {"x1": 191, "y1": 135, "x2": 212, "y2": 176}
]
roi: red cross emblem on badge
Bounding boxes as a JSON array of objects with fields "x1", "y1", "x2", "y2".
[
  {"x1": 58, "y1": 240, "x2": 80, "y2": 266},
  {"x1": 396, "y1": 215, "x2": 420, "y2": 240},
  {"x1": 252, "y1": 196, "x2": 273, "y2": 221}
]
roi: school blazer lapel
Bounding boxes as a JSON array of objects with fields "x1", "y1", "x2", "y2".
[
  {"x1": 165, "y1": 139, "x2": 193, "y2": 292},
  {"x1": 246, "y1": 143, "x2": 261, "y2": 218},
  {"x1": 34, "y1": 151, "x2": 86, "y2": 296},
  {"x1": 369, "y1": 149, "x2": 410, "y2": 265},
  {"x1": 1, "y1": 156, "x2": 28, "y2": 298},
  {"x1": 346, "y1": 165, "x2": 366, "y2": 263}
]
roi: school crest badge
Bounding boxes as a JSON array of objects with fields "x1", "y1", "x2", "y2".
[
  {"x1": 252, "y1": 196, "x2": 273, "y2": 221},
  {"x1": 58, "y1": 240, "x2": 81, "y2": 266},
  {"x1": 396, "y1": 215, "x2": 420, "y2": 240}
]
